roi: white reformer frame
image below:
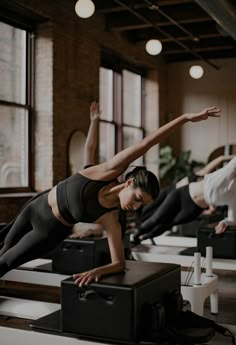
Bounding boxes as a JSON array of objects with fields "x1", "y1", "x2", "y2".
[
  {"x1": 132, "y1": 244, "x2": 236, "y2": 271},
  {"x1": 0, "y1": 295, "x2": 60, "y2": 320}
]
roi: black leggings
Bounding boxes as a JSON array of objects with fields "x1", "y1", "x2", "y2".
[
  {"x1": 141, "y1": 184, "x2": 175, "y2": 222},
  {"x1": 0, "y1": 192, "x2": 71, "y2": 277},
  {"x1": 137, "y1": 185, "x2": 204, "y2": 240},
  {"x1": 0, "y1": 190, "x2": 50, "y2": 247}
]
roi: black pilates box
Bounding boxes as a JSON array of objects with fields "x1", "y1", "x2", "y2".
[
  {"x1": 181, "y1": 209, "x2": 226, "y2": 238},
  {"x1": 52, "y1": 236, "x2": 111, "y2": 275},
  {"x1": 197, "y1": 226, "x2": 236, "y2": 259},
  {"x1": 61, "y1": 260, "x2": 181, "y2": 342}
]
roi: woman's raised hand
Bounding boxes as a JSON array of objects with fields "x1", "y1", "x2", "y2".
[
  {"x1": 185, "y1": 106, "x2": 221, "y2": 122},
  {"x1": 90, "y1": 101, "x2": 101, "y2": 121}
]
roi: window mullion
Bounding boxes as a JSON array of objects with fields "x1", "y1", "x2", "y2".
[
  {"x1": 27, "y1": 30, "x2": 35, "y2": 190},
  {"x1": 114, "y1": 71, "x2": 122, "y2": 153}
]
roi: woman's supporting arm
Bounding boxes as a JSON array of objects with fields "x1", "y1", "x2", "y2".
[{"x1": 73, "y1": 211, "x2": 125, "y2": 286}]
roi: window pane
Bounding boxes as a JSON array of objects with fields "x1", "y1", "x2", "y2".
[
  {"x1": 99, "y1": 122, "x2": 115, "y2": 163},
  {"x1": 0, "y1": 21, "x2": 26, "y2": 104},
  {"x1": 123, "y1": 70, "x2": 141, "y2": 126},
  {"x1": 123, "y1": 126, "x2": 143, "y2": 166},
  {"x1": 99, "y1": 67, "x2": 113, "y2": 121},
  {"x1": 0, "y1": 106, "x2": 28, "y2": 187}
]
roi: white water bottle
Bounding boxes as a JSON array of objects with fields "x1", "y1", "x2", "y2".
[
  {"x1": 206, "y1": 246, "x2": 213, "y2": 277},
  {"x1": 194, "y1": 252, "x2": 201, "y2": 285}
]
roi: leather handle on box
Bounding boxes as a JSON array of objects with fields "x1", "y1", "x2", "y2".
[
  {"x1": 78, "y1": 289, "x2": 114, "y2": 303},
  {"x1": 209, "y1": 233, "x2": 224, "y2": 239},
  {"x1": 63, "y1": 243, "x2": 84, "y2": 252}
]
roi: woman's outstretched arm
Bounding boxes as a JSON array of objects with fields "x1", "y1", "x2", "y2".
[
  {"x1": 83, "y1": 101, "x2": 100, "y2": 167},
  {"x1": 102, "y1": 107, "x2": 221, "y2": 178}
]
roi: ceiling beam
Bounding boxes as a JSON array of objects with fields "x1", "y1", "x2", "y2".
[
  {"x1": 113, "y1": 0, "x2": 220, "y2": 69},
  {"x1": 195, "y1": 0, "x2": 236, "y2": 41},
  {"x1": 162, "y1": 45, "x2": 236, "y2": 55},
  {"x1": 165, "y1": 50, "x2": 236, "y2": 62},
  {"x1": 108, "y1": 16, "x2": 212, "y2": 32},
  {"x1": 95, "y1": 0, "x2": 193, "y2": 14},
  {"x1": 157, "y1": 32, "x2": 222, "y2": 43}
]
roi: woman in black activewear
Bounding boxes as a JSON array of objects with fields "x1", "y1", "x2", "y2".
[
  {"x1": 140, "y1": 154, "x2": 233, "y2": 226},
  {"x1": 134, "y1": 185, "x2": 203, "y2": 241},
  {"x1": 0, "y1": 106, "x2": 221, "y2": 286}
]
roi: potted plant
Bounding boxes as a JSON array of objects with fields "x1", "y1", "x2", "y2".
[{"x1": 159, "y1": 145, "x2": 204, "y2": 186}]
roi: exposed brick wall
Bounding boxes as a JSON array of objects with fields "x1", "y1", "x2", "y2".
[
  {"x1": 0, "y1": 0, "x2": 166, "y2": 221},
  {"x1": 0, "y1": 195, "x2": 35, "y2": 223}
]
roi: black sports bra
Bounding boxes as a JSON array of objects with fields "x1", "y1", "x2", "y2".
[{"x1": 56, "y1": 173, "x2": 117, "y2": 224}]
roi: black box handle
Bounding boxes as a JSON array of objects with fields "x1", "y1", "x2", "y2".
[
  {"x1": 78, "y1": 289, "x2": 114, "y2": 304},
  {"x1": 209, "y1": 232, "x2": 224, "y2": 239}
]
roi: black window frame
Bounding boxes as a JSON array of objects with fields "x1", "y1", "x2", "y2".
[
  {"x1": 99, "y1": 52, "x2": 146, "y2": 165},
  {"x1": 0, "y1": 20, "x2": 34, "y2": 193},
  {"x1": 0, "y1": 2, "x2": 47, "y2": 193}
]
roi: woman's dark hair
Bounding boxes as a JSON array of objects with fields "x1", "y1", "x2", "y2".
[
  {"x1": 118, "y1": 167, "x2": 159, "y2": 253},
  {"x1": 125, "y1": 166, "x2": 160, "y2": 201}
]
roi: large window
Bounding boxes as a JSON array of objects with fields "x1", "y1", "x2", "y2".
[
  {"x1": 0, "y1": 21, "x2": 33, "y2": 191},
  {"x1": 99, "y1": 65, "x2": 144, "y2": 166},
  {"x1": 122, "y1": 69, "x2": 144, "y2": 166},
  {"x1": 99, "y1": 67, "x2": 115, "y2": 163}
]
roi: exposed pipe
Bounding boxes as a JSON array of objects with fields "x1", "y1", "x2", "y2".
[
  {"x1": 114, "y1": 0, "x2": 220, "y2": 69},
  {"x1": 195, "y1": 0, "x2": 236, "y2": 41},
  {"x1": 144, "y1": 0, "x2": 198, "y2": 42}
]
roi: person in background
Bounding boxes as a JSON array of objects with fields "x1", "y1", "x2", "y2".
[
  {"x1": 135, "y1": 155, "x2": 235, "y2": 242},
  {"x1": 139, "y1": 154, "x2": 234, "y2": 226}
]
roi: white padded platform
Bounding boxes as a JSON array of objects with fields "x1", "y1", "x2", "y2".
[
  {"x1": 141, "y1": 230, "x2": 197, "y2": 247},
  {"x1": 1, "y1": 259, "x2": 69, "y2": 286},
  {"x1": 19, "y1": 258, "x2": 52, "y2": 269},
  {"x1": 132, "y1": 244, "x2": 236, "y2": 271},
  {"x1": 0, "y1": 296, "x2": 60, "y2": 319}
]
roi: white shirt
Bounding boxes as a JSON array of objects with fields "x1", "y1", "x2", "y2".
[{"x1": 203, "y1": 157, "x2": 236, "y2": 226}]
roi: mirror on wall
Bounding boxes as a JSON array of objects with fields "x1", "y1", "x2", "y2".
[
  {"x1": 208, "y1": 144, "x2": 236, "y2": 162},
  {"x1": 68, "y1": 130, "x2": 86, "y2": 175}
]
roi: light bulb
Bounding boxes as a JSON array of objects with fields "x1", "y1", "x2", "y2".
[
  {"x1": 189, "y1": 65, "x2": 204, "y2": 79},
  {"x1": 145, "y1": 39, "x2": 162, "y2": 55},
  {"x1": 75, "y1": 0, "x2": 95, "y2": 18}
]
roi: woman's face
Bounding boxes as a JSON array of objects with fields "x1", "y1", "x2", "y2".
[{"x1": 119, "y1": 180, "x2": 153, "y2": 211}]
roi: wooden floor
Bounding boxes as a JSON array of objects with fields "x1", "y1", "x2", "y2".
[
  {"x1": 204, "y1": 289, "x2": 236, "y2": 325},
  {"x1": 195, "y1": 288, "x2": 236, "y2": 344}
]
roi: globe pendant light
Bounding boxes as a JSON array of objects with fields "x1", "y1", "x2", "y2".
[
  {"x1": 75, "y1": 0, "x2": 95, "y2": 18},
  {"x1": 145, "y1": 39, "x2": 162, "y2": 55},
  {"x1": 189, "y1": 65, "x2": 204, "y2": 79}
]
